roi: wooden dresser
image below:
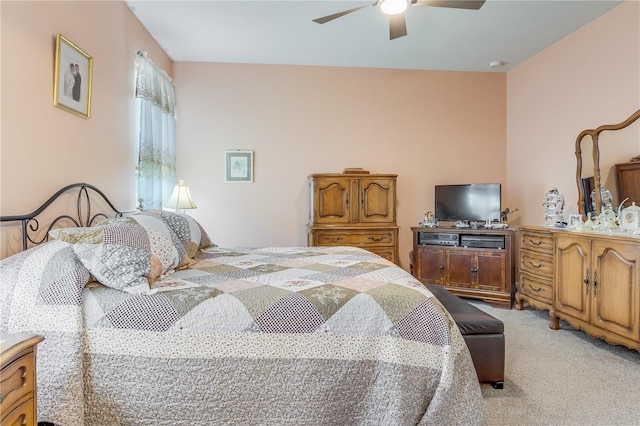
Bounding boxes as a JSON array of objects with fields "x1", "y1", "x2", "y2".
[
  {"x1": 515, "y1": 226, "x2": 640, "y2": 351},
  {"x1": 0, "y1": 334, "x2": 44, "y2": 426},
  {"x1": 308, "y1": 173, "x2": 399, "y2": 264}
]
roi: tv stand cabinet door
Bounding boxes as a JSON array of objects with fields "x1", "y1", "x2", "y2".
[
  {"x1": 414, "y1": 246, "x2": 446, "y2": 284},
  {"x1": 447, "y1": 250, "x2": 473, "y2": 288},
  {"x1": 476, "y1": 250, "x2": 508, "y2": 292}
]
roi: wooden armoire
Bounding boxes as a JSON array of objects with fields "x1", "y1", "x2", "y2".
[{"x1": 307, "y1": 173, "x2": 399, "y2": 264}]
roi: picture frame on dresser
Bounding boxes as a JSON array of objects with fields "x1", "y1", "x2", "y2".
[
  {"x1": 568, "y1": 214, "x2": 582, "y2": 228},
  {"x1": 53, "y1": 34, "x2": 93, "y2": 119},
  {"x1": 225, "y1": 150, "x2": 253, "y2": 183}
]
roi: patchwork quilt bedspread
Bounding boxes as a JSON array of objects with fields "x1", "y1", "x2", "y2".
[{"x1": 1, "y1": 243, "x2": 484, "y2": 425}]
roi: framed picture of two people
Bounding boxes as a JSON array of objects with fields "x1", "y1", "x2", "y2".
[{"x1": 54, "y1": 34, "x2": 93, "y2": 118}]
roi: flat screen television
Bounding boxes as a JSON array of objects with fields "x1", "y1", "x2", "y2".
[{"x1": 435, "y1": 183, "x2": 502, "y2": 222}]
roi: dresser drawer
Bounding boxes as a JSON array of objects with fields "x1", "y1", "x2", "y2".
[
  {"x1": 1, "y1": 398, "x2": 35, "y2": 426},
  {"x1": 519, "y1": 230, "x2": 554, "y2": 254},
  {"x1": 313, "y1": 229, "x2": 397, "y2": 247},
  {"x1": 1, "y1": 334, "x2": 43, "y2": 426},
  {"x1": 1, "y1": 352, "x2": 35, "y2": 422},
  {"x1": 519, "y1": 251, "x2": 554, "y2": 278},
  {"x1": 518, "y1": 272, "x2": 553, "y2": 303}
]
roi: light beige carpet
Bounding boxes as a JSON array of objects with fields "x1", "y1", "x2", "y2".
[{"x1": 473, "y1": 302, "x2": 640, "y2": 426}]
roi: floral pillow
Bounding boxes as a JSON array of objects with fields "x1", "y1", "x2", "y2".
[
  {"x1": 138, "y1": 210, "x2": 213, "y2": 258},
  {"x1": 49, "y1": 215, "x2": 190, "y2": 294}
]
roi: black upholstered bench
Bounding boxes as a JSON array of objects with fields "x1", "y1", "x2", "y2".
[{"x1": 426, "y1": 284, "x2": 505, "y2": 389}]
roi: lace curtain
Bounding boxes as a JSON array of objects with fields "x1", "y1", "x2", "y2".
[{"x1": 135, "y1": 51, "x2": 176, "y2": 210}]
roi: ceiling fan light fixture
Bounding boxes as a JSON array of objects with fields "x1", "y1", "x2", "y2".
[{"x1": 380, "y1": 0, "x2": 408, "y2": 16}]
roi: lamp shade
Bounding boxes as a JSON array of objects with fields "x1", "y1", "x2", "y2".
[{"x1": 165, "y1": 180, "x2": 197, "y2": 210}]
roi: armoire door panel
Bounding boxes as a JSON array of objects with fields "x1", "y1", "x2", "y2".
[
  {"x1": 359, "y1": 178, "x2": 395, "y2": 223},
  {"x1": 317, "y1": 181, "x2": 349, "y2": 223}
]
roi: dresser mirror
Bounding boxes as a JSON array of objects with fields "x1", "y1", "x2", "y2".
[{"x1": 575, "y1": 109, "x2": 640, "y2": 218}]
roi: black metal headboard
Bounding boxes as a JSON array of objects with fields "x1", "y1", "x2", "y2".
[{"x1": 0, "y1": 183, "x2": 123, "y2": 251}]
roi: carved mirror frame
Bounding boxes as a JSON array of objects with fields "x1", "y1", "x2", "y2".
[{"x1": 575, "y1": 109, "x2": 640, "y2": 218}]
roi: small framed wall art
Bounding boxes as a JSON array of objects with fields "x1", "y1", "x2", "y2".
[
  {"x1": 53, "y1": 34, "x2": 93, "y2": 118},
  {"x1": 225, "y1": 150, "x2": 254, "y2": 183}
]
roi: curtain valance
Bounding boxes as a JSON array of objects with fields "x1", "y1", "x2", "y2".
[{"x1": 135, "y1": 51, "x2": 176, "y2": 117}]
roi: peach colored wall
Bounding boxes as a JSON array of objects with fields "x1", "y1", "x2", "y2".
[
  {"x1": 506, "y1": 0, "x2": 639, "y2": 227},
  {"x1": 174, "y1": 64, "x2": 506, "y2": 270},
  {"x1": 0, "y1": 1, "x2": 171, "y2": 258},
  {"x1": 7, "y1": 1, "x2": 634, "y2": 270}
]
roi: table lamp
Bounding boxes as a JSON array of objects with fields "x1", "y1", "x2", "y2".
[{"x1": 165, "y1": 180, "x2": 197, "y2": 213}]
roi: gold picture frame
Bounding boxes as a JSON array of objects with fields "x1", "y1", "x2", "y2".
[{"x1": 53, "y1": 34, "x2": 93, "y2": 118}]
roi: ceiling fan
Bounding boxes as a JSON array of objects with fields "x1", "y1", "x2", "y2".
[{"x1": 312, "y1": 0, "x2": 486, "y2": 40}]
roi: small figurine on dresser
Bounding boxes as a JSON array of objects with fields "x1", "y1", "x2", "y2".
[
  {"x1": 599, "y1": 207, "x2": 618, "y2": 231},
  {"x1": 543, "y1": 187, "x2": 565, "y2": 226},
  {"x1": 421, "y1": 211, "x2": 437, "y2": 227},
  {"x1": 581, "y1": 212, "x2": 597, "y2": 230}
]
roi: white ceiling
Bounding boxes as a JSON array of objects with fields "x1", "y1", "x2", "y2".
[{"x1": 125, "y1": 0, "x2": 623, "y2": 72}]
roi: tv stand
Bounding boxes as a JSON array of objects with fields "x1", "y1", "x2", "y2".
[{"x1": 411, "y1": 227, "x2": 515, "y2": 308}]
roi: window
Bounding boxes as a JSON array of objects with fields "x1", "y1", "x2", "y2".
[{"x1": 134, "y1": 52, "x2": 176, "y2": 210}]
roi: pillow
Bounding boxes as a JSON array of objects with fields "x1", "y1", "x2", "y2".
[
  {"x1": 138, "y1": 210, "x2": 213, "y2": 258},
  {"x1": 50, "y1": 216, "x2": 190, "y2": 294}
]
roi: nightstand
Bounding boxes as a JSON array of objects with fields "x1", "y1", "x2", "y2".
[{"x1": 1, "y1": 334, "x2": 44, "y2": 426}]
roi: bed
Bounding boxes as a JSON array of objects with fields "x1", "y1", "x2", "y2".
[{"x1": 0, "y1": 183, "x2": 484, "y2": 425}]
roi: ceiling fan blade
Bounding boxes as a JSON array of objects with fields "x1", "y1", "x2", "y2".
[
  {"x1": 312, "y1": 5, "x2": 372, "y2": 24},
  {"x1": 412, "y1": 0, "x2": 485, "y2": 10},
  {"x1": 389, "y1": 14, "x2": 408, "y2": 40}
]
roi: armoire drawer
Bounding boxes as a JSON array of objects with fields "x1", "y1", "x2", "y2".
[
  {"x1": 313, "y1": 229, "x2": 397, "y2": 247},
  {"x1": 367, "y1": 247, "x2": 396, "y2": 263}
]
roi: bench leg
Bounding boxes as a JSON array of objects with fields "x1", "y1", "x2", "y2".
[{"x1": 491, "y1": 381, "x2": 504, "y2": 389}]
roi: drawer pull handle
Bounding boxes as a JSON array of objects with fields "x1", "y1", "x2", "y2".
[
  {"x1": 527, "y1": 283, "x2": 544, "y2": 292},
  {"x1": 369, "y1": 236, "x2": 385, "y2": 242},
  {"x1": 0, "y1": 392, "x2": 3, "y2": 403},
  {"x1": 528, "y1": 238, "x2": 544, "y2": 246},
  {"x1": 584, "y1": 268, "x2": 590, "y2": 295},
  {"x1": 325, "y1": 237, "x2": 343, "y2": 242},
  {"x1": 528, "y1": 261, "x2": 543, "y2": 269}
]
